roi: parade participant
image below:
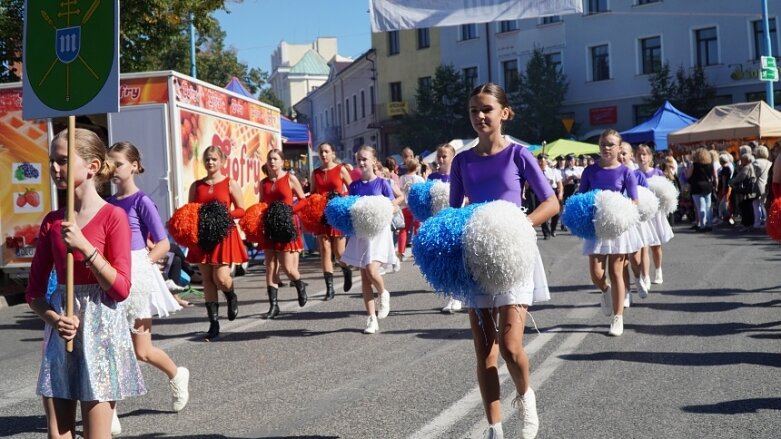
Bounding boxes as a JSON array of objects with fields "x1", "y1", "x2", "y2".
[
  {"x1": 186, "y1": 145, "x2": 248, "y2": 340},
  {"x1": 311, "y1": 142, "x2": 353, "y2": 300},
  {"x1": 397, "y1": 158, "x2": 425, "y2": 260},
  {"x1": 618, "y1": 142, "x2": 651, "y2": 306},
  {"x1": 106, "y1": 142, "x2": 189, "y2": 425},
  {"x1": 341, "y1": 146, "x2": 403, "y2": 334},
  {"x1": 637, "y1": 144, "x2": 675, "y2": 285},
  {"x1": 685, "y1": 148, "x2": 717, "y2": 232},
  {"x1": 579, "y1": 130, "x2": 641, "y2": 337},
  {"x1": 259, "y1": 148, "x2": 309, "y2": 319},
  {"x1": 428, "y1": 144, "x2": 463, "y2": 313},
  {"x1": 536, "y1": 155, "x2": 563, "y2": 239},
  {"x1": 450, "y1": 83, "x2": 559, "y2": 439},
  {"x1": 561, "y1": 154, "x2": 581, "y2": 231},
  {"x1": 26, "y1": 128, "x2": 145, "y2": 438}
]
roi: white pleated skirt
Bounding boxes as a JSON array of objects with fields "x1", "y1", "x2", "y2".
[
  {"x1": 125, "y1": 249, "x2": 182, "y2": 328},
  {"x1": 582, "y1": 225, "x2": 644, "y2": 255},
  {"x1": 648, "y1": 211, "x2": 674, "y2": 245},
  {"x1": 635, "y1": 220, "x2": 657, "y2": 247},
  {"x1": 341, "y1": 227, "x2": 396, "y2": 269},
  {"x1": 470, "y1": 251, "x2": 550, "y2": 309}
]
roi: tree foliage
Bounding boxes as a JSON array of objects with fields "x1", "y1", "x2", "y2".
[
  {"x1": 400, "y1": 64, "x2": 474, "y2": 152},
  {"x1": 508, "y1": 48, "x2": 569, "y2": 143},
  {"x1": 645, "y1": 62, "x2": 716, "y2": 118},
  {"x1": 0, "y1": 0, "x2": 23, "y2": 82}
]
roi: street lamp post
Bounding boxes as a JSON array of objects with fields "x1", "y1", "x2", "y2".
[{"x1": 762, "y1": 0, "x2": 774, "y2": 107}]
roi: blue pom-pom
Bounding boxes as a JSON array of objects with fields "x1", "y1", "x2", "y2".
[
  {"x1": 407, "y1": 181, "x2": 434, "y2": 221},
  {"x1": 325, "y1": 195, "x2": 359, "y2": 236},
  {"x1": 412, "y1": 205, "x2": 479, "y2": 302},
  {"x1": 561, "y1": 190, "x2": 598, "y2": 239}
]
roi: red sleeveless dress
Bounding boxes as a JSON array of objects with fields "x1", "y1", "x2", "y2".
[
  {"x1": 260, "y1": 173, "x2": 304, "y2": 252},
  {"x1": 185, "y1": 178, "x2": 249, "y2": 265},
  {"x1": 312, "y1": 165, "x2": 348, "y2": 237}
]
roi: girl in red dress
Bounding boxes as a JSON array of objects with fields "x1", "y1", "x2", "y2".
[
  {"x1": 260, "y1": 149, "x2": 309, "y2": 319},
  {"x1": 186, "y1": 145, "x2": 248, "y2": 340},
  {"x1": 311, "y1": 142, "x2": 353, "y2": 300}
]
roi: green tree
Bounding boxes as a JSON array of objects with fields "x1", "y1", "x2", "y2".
[
  {"x1": 400, "y1": 64, "x2": 473, "y2": 151},
  {"x1": 0, "y1": 0, "x2": 23, "y2": 83},
  {"x1": 645, "y1": 62, "x2": 716, "y2": 118},
  {"x1": 509, "y1": 48, "x2": 569, "y2": 143}
]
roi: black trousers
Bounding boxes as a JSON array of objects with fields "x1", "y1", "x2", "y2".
[
  {"x1": 168, "y1": 243, "x2": 194, "y2": 286},
  {"x1": 531, "y1": 192, "x2": 559, "y2": 237}
]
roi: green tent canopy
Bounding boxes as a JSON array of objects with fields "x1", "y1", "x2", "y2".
[{"x1": 532, "y1": 139, "x2": 599, "y2": 158}]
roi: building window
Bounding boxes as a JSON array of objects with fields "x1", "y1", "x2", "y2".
[
  {"x1": 361, "y1": 90, "x2": 366, "y2": 118},
  {"x1": 591, "y1": 44, "x2": 610, "y2": 81},
  {"x1": 345, "y1": 99, "x2": 350, "y2": 124},
  {"x1": 541, "y1": 16, "x2": 562, "y2": 25},
  {"x1": 418, "y1": 76, "x2": 432, "y2": 93},
  {"x1": 417, "y1": 28, "x2": 430, "y2": 49},
  {"x1": 499, "y1": 20, "x2": 518, "y2": 33},
  {"x1": 330, "y1": 107, "x2": 334, "y2": 126},
  {"x1": 337, "y1": 103, "x2": 342, "y2": 126},
  {"x1": 502, "y1": 60, "x2": 519, "y2": 91},
  {"x1": 352, "y1": 95, "x2": 358, "y2": 122},
  {"x1": 695, "y1": 27, "x2": 719, "y2": 66},
  {"x1": 753, "y1": 18, "x2": 778, "y2": 59},
  {"x1": 588, "y1": 0, "x2": 608, "y2": 14},
  {"x1": 390, "y1": 82, "x2": 402, "y2": 102},
  {"x1": 463, "y1": 67, "x2": 478, "y2": 89},
  {"x1": 545, "y1": 52, "x2": 562, "y2": 71},
  {"x1": 640, "y1": 36, "x2": 662, "y2": 74},
  {"x1": 388, "y1": 31, "x2": 400, "y2": 55},
  {"x1": 370, "y1": 85, "x2": 375, "y2": 114},
  {"x1": 460, "y1": 24, "x2": 477, "y2": 41},
  {"x1": 633, "y1": 104, "x2": 656, "y2": 125},
  {"x1": 636, "y1": 0, "x2": 660, "y2": 4}
]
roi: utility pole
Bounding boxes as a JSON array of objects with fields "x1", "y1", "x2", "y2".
[{"x1": 189, "y1": 12, "x2": 197, "y2": 78}]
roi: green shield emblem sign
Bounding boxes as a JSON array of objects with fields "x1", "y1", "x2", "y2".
[{"x1": 23, "y1": 0, "x2": 118, "y2": 117}]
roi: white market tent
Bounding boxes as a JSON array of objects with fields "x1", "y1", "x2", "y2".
[
  {"x1": 667, "y1": 101, "x2": 781, "y2": 145},
  {"x1": 421, "y1": 135, "x2": 529, "y2": 163}
]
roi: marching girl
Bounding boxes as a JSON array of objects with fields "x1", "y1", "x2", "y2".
[
  {"x1": 636, "y1": 144, "x2": 674, "y2": 285},
  {"x1": 451, "y1": 83, "x2": 559, "y2": 439},
  {"x1": 311, "y1": 142, "x2": 353, "y2": 300},
  {"x1": 428, "y1": 143, "x2": 464, "y2": 314},
  {"x1": 579, "y1": 130, "x2": 641, "y2": 337},
  {"x1": 618, "y1": 142, "x2": 651, "y2": 307},
  {"x1": 341, "y1": 146, "x2": 403, "y2": 334},
  {"x1": 259, "y1": 148, "x2": 309, "y2": 319},
  {"x1": 26, "y1": 128, "x2": 145, "y2": 438},
  {"x1": 396, "y1": 158, "x2": 425, "y2": 261},
  {"x1": 107, "y1": 142, "x2": 189, "y2": 427},
  {"x1": 186, "y1": 145, "x2": 248, "y2": 340}
]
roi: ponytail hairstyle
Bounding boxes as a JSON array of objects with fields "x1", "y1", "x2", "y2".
[
  {"x1": 52, "y1": 128, "x2": 114, "y2": 183},
  {"x1": 108, "y1": 141, "x2": 145, "y2": 174},
  {"x1": 468, "y1": 82, "x2": 516, "y2": 121}
]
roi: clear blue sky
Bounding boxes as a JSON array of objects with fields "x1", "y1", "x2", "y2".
[{"x1": 214, "y1": 0, "x2": 373, "y2": 74}]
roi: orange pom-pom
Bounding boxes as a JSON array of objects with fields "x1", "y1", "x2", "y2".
[
  {"x1": 300, "y1": 194, "x2": 328, "y2": 234},
  {"x1": 240, "y1": 202, "x2": 268, "y2": 243},
  {"x1": 767, "y1": 197, "x2": 781, "y2": 242},
  {"x1": 168, "y1": 203, "x2": 200, "y2": 249}
]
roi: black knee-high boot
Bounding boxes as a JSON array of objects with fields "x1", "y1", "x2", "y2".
[
  {"x1": 204, "y1": 302, "x2": 220, "y2": 341},
  {"x1": 264, "y1": 286, "x2": 280, "y2": 319},
  {"x1": 341, "y1": 265, "x2": 353, "y2": 292},
  {"x1": 223, "y1": 290, "x2": 238, "y2": 321},
  {"x1": 293, "y1": 279, "x2": 308, "y2": 307},
  {"x1": 323, "y1": 272, "x2": 335, "y2": 301}
]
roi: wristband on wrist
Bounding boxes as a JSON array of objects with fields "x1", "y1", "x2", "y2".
[{"x1": 84, "y1": 248, "x2": 98, "y2": 265}]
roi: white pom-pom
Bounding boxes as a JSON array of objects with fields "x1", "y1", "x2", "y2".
[
  {"x1": 594, "y1": 191, "x2": 640, "y2": 239},
  {"x1": 462, "y1": 200, "x2": 539, "y2": 294},
  {"x1": 350, "y1": 195, "x2": 394, "y2": 238},
  {"x1": 636, "y1": 186, "x2": 660, "y2": 222},
  {"x1": 429, "y1": 181, "x2": 450, "y2": 216},
  {"x1": 647, "y1": 176, "x2": 679, "y2": 215}
]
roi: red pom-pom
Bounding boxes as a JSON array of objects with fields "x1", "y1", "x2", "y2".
[
  {"x1": 240, "y1": 203, "x2": 268, "y2": 243},
  {"x1": 767, "y1": 197, "x2": 781, "y2": 242},
  {"x1": 168, "y1": 203, "x2": 200, "y2": 248},
  {"x1": 299, "y1": 194, "x2": 328, "y2": 234}
]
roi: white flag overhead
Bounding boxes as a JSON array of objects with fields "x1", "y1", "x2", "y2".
[{"x1": 370, "y1": 0, "x2": 583, "y2": 32}]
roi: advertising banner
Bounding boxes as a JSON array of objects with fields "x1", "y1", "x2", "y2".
[
  {"x1": 179, "y1": 108, "x2": 279, "y2": 209},
  {"x1": 0, "y1": 89, "x2": 52, "y2": 267},
  {"x1": 120, "y1": 77, "x2": 170, "y2": 106}
]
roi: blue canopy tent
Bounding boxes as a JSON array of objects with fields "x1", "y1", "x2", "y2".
[{"x1": 620, "y1": 101, "x2": 696, "y2": 151}]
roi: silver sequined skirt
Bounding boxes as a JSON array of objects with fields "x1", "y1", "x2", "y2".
[{"x1": 38, "y1": 284, "x2": 146, "y2": 401}]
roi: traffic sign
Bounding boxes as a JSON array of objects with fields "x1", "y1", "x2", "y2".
[
  {"x1": 760, "y1": 56, "x2": 779, "y2": 82},
  {"x1": 22, "y1": 0, "x2": 119, "y2": 119}
]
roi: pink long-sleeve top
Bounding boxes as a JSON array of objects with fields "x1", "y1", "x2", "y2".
[{"x1": 25, "y1": 204, "x2": 133, "y2": 303}]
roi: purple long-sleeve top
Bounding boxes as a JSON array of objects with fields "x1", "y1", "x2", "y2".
[
  {"x1": 634, "y1": 169, "x2": 648, "y2": 188},
  {"x1": 643, "y1": 168, "x2": 664, "y2": 179},
  {"x1": 348, "y1": 177, "x2": 394, "y2": 199},
  {"x1": 450, "y1": 144, "x2": 554, "y2": 208},
  {"x1": 428, "y1": 172, "x2": 450, "y2": 183},
  {"x1": 107, "y1": 191, "x2": 168, "y2": 251},
  {"x1": 579, "y1": 164, "x2": 639, "y2": 200}
]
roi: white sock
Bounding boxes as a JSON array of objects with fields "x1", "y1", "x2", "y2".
[{"x1": 490, "y1": 422, "x2": 503, "y2": 435}]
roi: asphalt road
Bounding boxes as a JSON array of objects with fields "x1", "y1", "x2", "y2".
[{"x1": 0, "y1": 224, "x2": 779, "y2": 438}]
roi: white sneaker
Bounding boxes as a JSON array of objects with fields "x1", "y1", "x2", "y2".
[
  {"x1": 363, "y1": 315, "x2": 379, "y2": 334},
  {"x1": 513, "y1": 387, "x2": 539, "y2": 439},
  {"x1": 643, "y1": 275, "x2": 652, "y2": 293},
  {"x1": 636, "y1": 277, "x2": 649, "y2": 299},
  {"x1": 652, "y1": 268, "x2": 663, "y2": 284},
  {"x1": 441, "y1": 298, "x2": 454, "y2": 313},
  {"x1": 483, "y1": 423, "x2": 504, "y2": 439},
  {"x1": 608, "y1": 315, "x2": 624, "y2": 336},
  {"x1": 376, "y1": 290, "x2": 391, "y2": 319},
  {"x1": 169, "y1": 366, "x2": 190, "y2": 412},
  {"x1": 450, "y1": 299, "x2": 463, "y2": 312},
  {"x1": 165, "y1": 279, "x2": 184, "y2": 292},
  {"x1": 624, "y1": 290, "x2": 632, "y2": 308},
  {"x1": 111, "y1": 409, "x2": 122, "y2": 437},
  {"x1": 392, "y1": 258, "x2": 401, "y2": 273},
  {"x1": 600, "y1": 286, "x2": 612, "y2": 316}
]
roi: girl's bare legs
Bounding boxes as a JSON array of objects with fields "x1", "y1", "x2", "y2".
[
  {"x1": 469, "y1": 309, "x2": 501, "y2": 424},
  {"x1": 43, "y1": 397, "x2": 77, "y2": 439},
  {"x1": 199, "y1": 264, "x2": 217, "y2": 302},
  {"x1": 131, "y1": 319, "x2": 177, "y2": 379},
  {"x1": 331, "y1": 236, "x2": 346, "y2": 264},
  {"x1": 364, "y1": 261, "x2": 385, "y2": 294},
  {"x1": 266, "y1": 252, "x2": 279, "y2": 288},
  {"x1": 211, "y1": 264, "x2": 233, "y2": 292},
  {"x1": 609, "y1": 254, "x2": 627, "y2": 316},
  {"x1": 360, "y1": 268, "x2": 377, "y2": 316},
  {"x1": 80, "y1": 400, "x2": 114, "y2": 439},
  {"x1": 640, "y1": 246, "x2": 650, "y2": 279},
  {"x1": 588, "y1": 255, "x2": 609, "y2": 292},
  {"x1": 318, "y1": 235, "x2": 333, "y2": 273},
  {"x1": 279, "y1": 252, "x2": 301, "y2": 280},
  {"x1": 651, "y1": 245, "x2": 663, "y2": 271}
]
